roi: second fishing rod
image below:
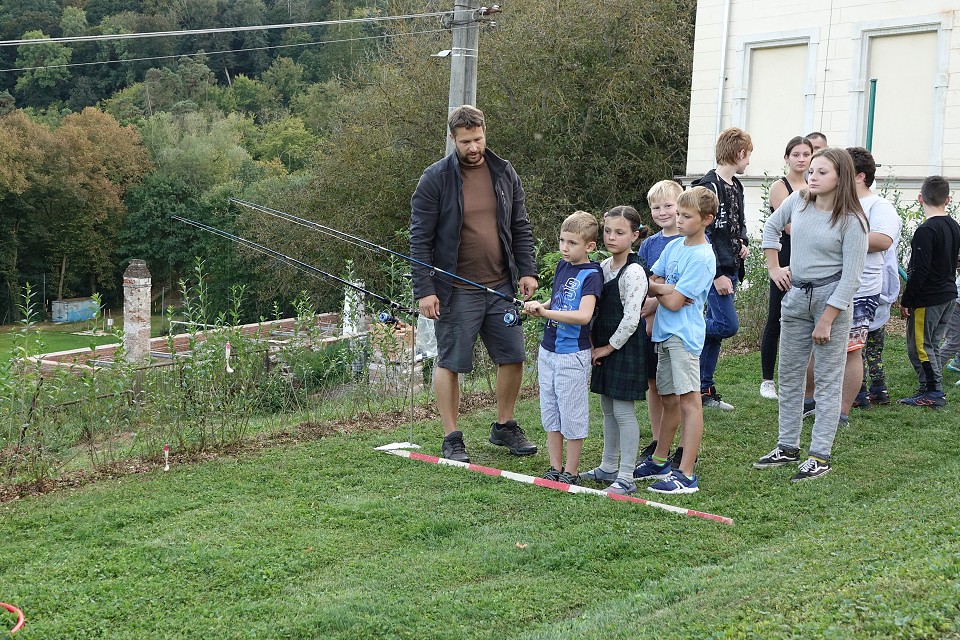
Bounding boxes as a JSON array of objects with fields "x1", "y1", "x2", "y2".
[{"x1": 229, "y1": 198, "x2": 528, "y2": 327}]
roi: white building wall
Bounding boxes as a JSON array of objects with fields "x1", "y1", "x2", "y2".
[{"x1": 684, "y1": 0, "x2": 960, "y2": 233}]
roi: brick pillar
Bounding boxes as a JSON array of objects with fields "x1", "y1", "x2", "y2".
[{"x1": 123, "y1": 259, "x2": 152, "y2": 362}]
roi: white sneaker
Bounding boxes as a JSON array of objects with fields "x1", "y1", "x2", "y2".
[{"x1": 759, "y1": 380, "x2": 778, "y2": 400}]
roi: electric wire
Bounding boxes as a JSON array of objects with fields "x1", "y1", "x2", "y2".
[
  {"x1": 0, "y1": 11, "x2": 455, "y2": 47},
  {"x1": 0, "y1": 28, "x2": 447, "y2": 73}
]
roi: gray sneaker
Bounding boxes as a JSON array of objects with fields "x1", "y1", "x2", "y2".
[
  {"x1": 581, "y1": 467, "x2": 618, "y2": 483},
  {"x1": 441, "y1": 431, "x2": 470, "y2": 463},
  {"x1": 701, "y1": 387, "x2": 734, "y2": 411},
  {"x1": 604, "y1": 478, "x2": 637, "y2": 495}
]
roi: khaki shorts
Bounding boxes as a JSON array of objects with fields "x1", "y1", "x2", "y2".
[{"x1": 655, "y1": 336, "x2": 701, "y2": 396}]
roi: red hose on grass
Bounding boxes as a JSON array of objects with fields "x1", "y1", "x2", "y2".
[{"x1": 1, "y1": 602, "x2": 24, "y2": 634}]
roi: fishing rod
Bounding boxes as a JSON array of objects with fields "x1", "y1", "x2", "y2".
[
  {"x1": 229, "y1": 198, "x2": 528, "y2": 326},
  {"x1": 171, "y1": 216, "x2": 415, "y2": 317}
]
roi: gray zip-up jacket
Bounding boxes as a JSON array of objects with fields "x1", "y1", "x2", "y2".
[{"x1": 410, "y1": 148, "x2": 537, "y2": 304}]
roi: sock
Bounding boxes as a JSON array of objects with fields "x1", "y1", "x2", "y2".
[{"x1": 652, "y1": 455, "x2": 669, "y2": 464}]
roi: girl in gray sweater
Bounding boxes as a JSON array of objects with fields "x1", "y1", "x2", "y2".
[{"x1": 754, "y1": 147, "x2": 869, "y2": 482}]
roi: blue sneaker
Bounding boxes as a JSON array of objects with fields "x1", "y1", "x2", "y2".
[
  {"x1": 897, "y1": 390, "x2": 947, "y2": 408},
  {"x1": 633, "y1": 456, "x2": 672, "y2": 480},
  {"x1": 648, "y1": 469, "x2": 699, "y2": 494}
]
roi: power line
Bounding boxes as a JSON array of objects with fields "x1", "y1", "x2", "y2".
[
  {"x1": 0, "y1": 11, "x2": 453, "y2": 48},
  {"x1": 0, "y1": 28, "x2": 448, "y2": 73}
]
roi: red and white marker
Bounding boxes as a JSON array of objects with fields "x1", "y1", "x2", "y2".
[
  {"x1": 1, "y1": 602, "x2": 25, "y2": 635},
  {"x1": 375, "y1": 444, "x2": 733, "y2": 526},
  {"x1": 225, "y1": 341, "x2": 234, "y2": 374},
  {"x1": 163, "y1": 444, "x2": 170, "y2": 472}
]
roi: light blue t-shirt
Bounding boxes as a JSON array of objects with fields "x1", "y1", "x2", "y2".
[{"x1": 651, "y1": 239, "x2": 716, "y2": 355}]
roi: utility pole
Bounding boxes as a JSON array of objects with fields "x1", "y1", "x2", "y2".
[{"x1": 444, "y1": 0, "x2": 480, "y2": 156}]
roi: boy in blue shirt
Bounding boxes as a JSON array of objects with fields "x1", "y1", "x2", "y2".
[
  {"x1": 525, "y1": 211, "x2": 603, "y2": 484},
  {"x1": 633, "y1": 187, "x2": 718, "y2": 494}
]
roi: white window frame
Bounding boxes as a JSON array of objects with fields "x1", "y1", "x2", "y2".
[
  {"x1": 848, "y1": 15, "x2": 952, "y2": 174},
  {"x1": 731, "y1": 29, "x2": 820, "y2": 135}
]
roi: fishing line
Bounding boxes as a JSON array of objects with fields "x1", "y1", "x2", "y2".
[
  {"x1": 229, "y1": 198, "x2": 526, "y2": 326},
  {"x1": 172, "y1": 216, "x2": 414, "y2": 316}
]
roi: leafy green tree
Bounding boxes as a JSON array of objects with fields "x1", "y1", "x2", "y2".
[
  {"x1": 13, "y1": 31, "x2": 73, "y2": 106},
  {"x1": 248, "y1": 116, "x2": 318, "y2": 171},
  {"x1": 59, "y1": 7, "x2": 89, "y2": 38},
  {"x1": 261, "y1": 57, "x2": 305, "y2": 107},
  {"x1": 227, "y1": 74, "x2": 280, "y2": 122}
]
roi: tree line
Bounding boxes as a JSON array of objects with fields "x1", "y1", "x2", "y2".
[{"x1": 0, "y1": 0, "x2": 695, "y2": 323}]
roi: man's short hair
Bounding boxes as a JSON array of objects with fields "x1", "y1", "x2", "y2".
[
  {"x1": 806, "y1": 131, "x2": 827, "y2": 144},
  {"x1": 678, "y1": 187, "x2": 719, "y2": 220},
  {"x1": 715, "y1": 128, "x2": 753, "y2": 165},
  {"x1": 647, "y1": 180, "x2": 683, "y2": 205},
  {"x1": 846, "y1": 146, "x2": 877, "y2": 188},
  {"x1": 921, "y1": 175, "x2": 951, "y2": 207},
  {"x1": 561, "y1": 211, "x2": 599, "y2": 244},
  {"x1": 448, "y1": 105, "x2": 485, "y2": 135}
]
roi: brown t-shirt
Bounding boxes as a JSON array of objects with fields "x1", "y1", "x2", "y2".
[{"x1": 456, "y1": 161, "x2": 507, "y2": 287}]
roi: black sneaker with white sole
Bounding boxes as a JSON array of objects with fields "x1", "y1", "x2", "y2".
[
  {"x1": 441, "y1": 431, "x2": 470, "y2": 463},
  {"x1": 753, "y1": 446, "x2": 801, "y2": 469},
  {"x1": 791, "y1": 457, "x2": 831, "y2": 481},
  {"x1": 489, "y1": 420, "x2": 538, "y2": 455}
]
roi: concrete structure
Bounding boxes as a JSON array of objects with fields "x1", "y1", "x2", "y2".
[
  {"x1": 51, "y1": 297, "x2": 98, "y2": 323},
  {"x1": 684, "y1": 0, "x2": 959, "y2": 232},
  {"x1": 122, "y1": 260, "x2": 152, "y2": 362}
]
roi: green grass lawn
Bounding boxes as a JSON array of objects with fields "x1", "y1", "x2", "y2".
[
  {"x1": 0, "y1": 315, "x2": 175, "y2": 360},
  {"x1": 1, "y1": 337, "x2": 958, "y2": 639}
]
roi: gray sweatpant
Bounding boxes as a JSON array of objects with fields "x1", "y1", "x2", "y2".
[
  {"x1": 939, "y1": 301, "x2": 960, "y2": 363},
  {"x1": 777, "y1": 282, "x2": 852, "y2": 461},
  {"x1": 905, "y1": 300, "x2": 955, "y2": 392},
  {"x1": 598, "y1": 395, "x2": 641, "y2": 482}
]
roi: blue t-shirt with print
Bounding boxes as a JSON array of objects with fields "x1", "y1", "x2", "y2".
[
  {"x1": 541, "y1": 260, "x2": 603, "y2": 354},
  {"x1": 651, "y1": 240, "x2": 715, "y2": 355},
  {"x1": 638, "y1": 231, "x2": 682, "y2": 273}
]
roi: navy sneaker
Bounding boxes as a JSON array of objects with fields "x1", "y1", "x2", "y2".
[
  {"x1": 753, "y1": 446, "x2": 801, "y2": 469},
  {"x1": 852, "y1": 389, "x2": 871, "y2": 409},
  {"x1": 489, "y1": 420, "x2": 538, "y2": 455},
  {"x1": 791, "y1": 457, "x2": 831, "y2": 482},
  {"x1": 639, "y1": 440, "x2": 658, "y2": 460},
  {"x1": 898, "y1": 390, "x2": 947, "y2": 408},
  {"x1": 648, "y1": 469, "x2": 699, "y2": 494},
  {"x1": 556, "y1": 471, "x2": 580, "y2": 485},
  {"x1": 868, "y1": 385, "x2": 890, "y2": 405},
  {"x1": 441, "y1": 431, "x2": 470, "y2": 463},
  {"x1": 633, "y1": 456, "x2": 672, "y2": 480}
]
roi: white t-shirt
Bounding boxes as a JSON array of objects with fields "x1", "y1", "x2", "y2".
[{"x1": 856, "y1": 194, "x2": 901, "y2": 297}]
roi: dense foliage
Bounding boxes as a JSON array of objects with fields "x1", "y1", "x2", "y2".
[{"x1": 0, "y1": 0, "x2": 695, "y2": 322}]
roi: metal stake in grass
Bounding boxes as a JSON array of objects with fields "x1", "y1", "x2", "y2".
[
  {"x1": 375, "y1": 445, "x2": 734, "y2": 526},
  {"x1": 163, "y1": 444, "x2": 170, "y2": 472},
  {"x1": 225, "y1": 341, "x2": 235, "y2": 374}
]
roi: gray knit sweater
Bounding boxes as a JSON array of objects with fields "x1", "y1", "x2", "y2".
[{"x1": 762, "y1": 191, "x2": 868, "y2": 310}]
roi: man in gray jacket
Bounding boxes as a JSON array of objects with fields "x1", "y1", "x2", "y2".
[{"x1": 411, "y1": 105, "x2": 539, "y2": 463}]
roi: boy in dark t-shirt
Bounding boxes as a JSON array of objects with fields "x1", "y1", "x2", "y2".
[
  {"x1": 525, "y1": 211, "x2": 603, "y2": 484},
  {"x1": 899, "y1": 175, "x2": 960, "y2": 407}
]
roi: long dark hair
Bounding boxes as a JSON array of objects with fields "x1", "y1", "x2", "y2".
[{"x1": 784, "y1": 136, "x2": 813, "y2": 158}]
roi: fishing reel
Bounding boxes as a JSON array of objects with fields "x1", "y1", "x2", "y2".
[
  {"x1": 503, "y1": 307, "x2": 524, "y2": 327},
  {"x1": 378, "y1": 311, "x2": 400, "y2": 325}
]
